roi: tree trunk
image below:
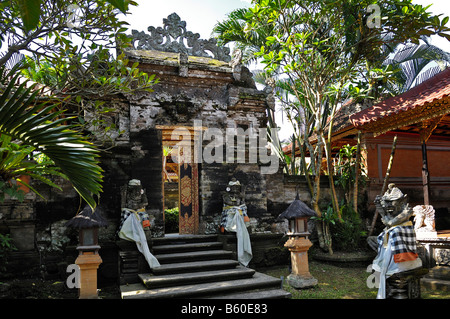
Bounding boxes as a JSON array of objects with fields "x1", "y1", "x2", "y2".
[
  {"x1": 299, "y1": 137, "x2": 313, "y2": 196},
  {"x1": 291, "y1": 134, "x2": 296, "y2": 174},
  {"x1": 323, "y1": 135, "x2": 341, "y2": 220},
  {"x1": 323, "y1": 221, "x2": 333, "y2": 255},
  {"x1": 311, "y1": 132, "x2": 329, "y2": 252},
  {"x1": 325, "y1": 103, "x2": 341, "y2": 220}
]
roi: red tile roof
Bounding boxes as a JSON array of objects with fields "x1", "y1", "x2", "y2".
[{"x1": 350, "y1": 67, "x2": 450, "y2": 128}]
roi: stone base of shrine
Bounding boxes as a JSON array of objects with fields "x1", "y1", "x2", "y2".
[{"x1": 417, "y1": 231, "x2": 450, "y2": 268}]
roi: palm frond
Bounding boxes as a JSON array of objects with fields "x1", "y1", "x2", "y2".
[
  {"x1": 0, "y1": 66, "x2": 103, "y2": 209},
  {"x1": 385, "y1": 43, "x2": 450, "y2": 92}
]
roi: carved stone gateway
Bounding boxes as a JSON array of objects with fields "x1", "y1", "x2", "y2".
[
  {"x1": 130, "y1": 13, "x2": 231, "y2": 62},
  {"x1": 103, "y1": 10, "x2": 278, "y2": 240}
]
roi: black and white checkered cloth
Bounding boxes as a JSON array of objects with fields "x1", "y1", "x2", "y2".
[{"x1": 377, "y1": 225, "x2": 417, "y2": 255}]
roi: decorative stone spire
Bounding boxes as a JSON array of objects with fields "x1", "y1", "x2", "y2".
[{"x1": 129, "y1": 13, "x2": 231, "y2": 62}]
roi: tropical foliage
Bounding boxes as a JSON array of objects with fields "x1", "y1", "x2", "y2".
[
  {"x1": 0, "y1": 66, "x2": 102, "y2": 208},
  {"x1": 215, "y1": 0, "x2": 450, "y2": 253},
  {"x1": 164, "y1": 207, "x2": 179, "y2": 234},
  {"x1": 383, "y1": 42, "x2": 450, "y2": 95},
  {"x1": 0, "y1": 0, "x2": 157, "y2": 208},
  {"x1": 0, "y1": 233, "x2": 16, "y2": 271}
]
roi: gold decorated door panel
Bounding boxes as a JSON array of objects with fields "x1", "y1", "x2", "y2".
[
  {"x1": 158, "y1": 125, "x2": 201, "y2": 235},
  {"x1": 178, "y1": 161, "x2": 199, "y2": 234}
]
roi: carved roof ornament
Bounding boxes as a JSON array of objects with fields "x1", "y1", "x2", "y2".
[{"x1": 130, "y1": 13, "x2": 231, "y2": 62}]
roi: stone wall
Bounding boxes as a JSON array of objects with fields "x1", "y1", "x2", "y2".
[{"x1": 265, "y1": 171, "x2": 347, "y2": 217}]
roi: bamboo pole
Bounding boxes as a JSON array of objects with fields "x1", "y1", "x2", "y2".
[
  {"x1": 421, "y1": 140, "x2": 430, "y2": 206},
  {"x1": 368, "y1": 135, "x2": 398, "y2": 236},
  {"x1": 353, "y1": 131, "x2": 362, "y2": 212}
]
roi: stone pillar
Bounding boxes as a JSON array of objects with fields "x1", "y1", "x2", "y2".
[
  {"x1": 75, "y1": 252, "x2": 102, "y2": 299},
  {"x1": 284, "y1": 236, "x2": 318, "y2": 289}
]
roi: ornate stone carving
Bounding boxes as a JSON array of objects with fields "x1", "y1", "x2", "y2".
[
  {"x1": 220, "y1": 178, "x2": 249, "y2": 233},
  {"x1": 120, "y1": 179, "x2": 148, "y2": 211},
  {"x1": 413, "y1": 205, "x2": 435, "y2": 231},
  {"x1": 374, "y1": 183, "x2": 413, "y2": 227},
  {"x1": 130, "y1": 13, "x2": 231, "y2": 62}
]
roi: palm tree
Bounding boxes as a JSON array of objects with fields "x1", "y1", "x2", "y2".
[
  {"x1": 0, "y1": 66, "x2": 103, "y2": 209},
  {"x1": 383, "y1": 42, "x2": 450, "y2": 94},
  {"x1": 213, "y1": 8, "x2": 278, "y2": 65}
]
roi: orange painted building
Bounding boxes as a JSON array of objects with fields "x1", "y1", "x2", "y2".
[
  {"x1": 350, "y1": 67, "x2": 450, "y2": 231},
  {"x1": 362, "y1": 132, "x2": 450, "y2": 212}
]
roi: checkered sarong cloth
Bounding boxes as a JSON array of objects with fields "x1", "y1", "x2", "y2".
[{"x1": 377, "y1": 225, "x2": 417, "y2": 255}]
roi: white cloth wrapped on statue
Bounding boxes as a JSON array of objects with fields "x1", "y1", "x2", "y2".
[
  {"x1": 118, "y1": 208, "x2": 160, "y2": 269},
  {"x1": 220, "y1": 204, "x2": 252, "y2": 267},
  {"x1": 371, "y1": 221, "x2": 422, "y2": 299},
  {"x1": 119, "y1": 208, "x2": 150, "y2": 230}
]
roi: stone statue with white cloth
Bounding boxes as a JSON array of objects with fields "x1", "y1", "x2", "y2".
[
  {"x1": 371, "y1": 184, "x2": 422, "y2": 299},
  {"x1": 220, "y1": 178, "x2": 252, "y2": 267},
  {"x1": 118, "y1": 179, "x2": 160, "y2": 269}
]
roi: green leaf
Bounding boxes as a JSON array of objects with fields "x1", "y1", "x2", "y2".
[
  {"x1": 438, "y1": 32, "x2": 450, "y2": 41},
  {"x1": 17, "y1": 0, "x2": 42, "y2": 32},
  {"x1": 106, "y1": 0, "x2": 128, "y2": 13}
]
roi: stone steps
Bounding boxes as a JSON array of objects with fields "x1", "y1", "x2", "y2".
[
  {"x1": 154, "y1": 250, "x2": 234, "y2": 264},
  {"x1": 203, "y1": 288, "x2": 292, "y2": 299},
  {"x1": 152, "y1": 234, "x2": 219, "y2": 245},
  {"x1": 139, "y1": 266, "x2": 255, "y2": 288},
  {"x1": 151, "y1": 259, "x2": 240, "y2": 276},
  {"x1": 120, "y1": 234, "x2": 291, "y2": 299},
  {"x1": 152, "y1": 241, "x2": 224, "y2": 254},
  {"x1": 121, "y1": 272, "x2": 288, "y2": 299}
]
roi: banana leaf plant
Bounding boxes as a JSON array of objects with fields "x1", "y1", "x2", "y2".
[{"x1": 0, "y1": 66, "x2": 103, "y2": 209}]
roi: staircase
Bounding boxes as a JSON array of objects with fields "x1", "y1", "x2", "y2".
[
  {"x1": 120, "y1": 234, "x2": 291, "y2": 299},
  {"x1": 421, "y1": 266, "x2": 450, "y2": 292}
]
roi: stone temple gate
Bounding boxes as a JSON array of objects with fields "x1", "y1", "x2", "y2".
[
  {"x1": 0, "y1": 14, "x2": 293, "y2": 288},
  {"x1": 96, "y1": 12, "x2": 279, "y2": 238}
]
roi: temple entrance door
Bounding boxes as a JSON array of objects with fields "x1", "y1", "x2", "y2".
[
  {"x1": 178, "y1": 159, "x2": 199, "y2": 234},
  {"x1": 158, "y1": 125, "x2": 200, "y2": 235}
]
